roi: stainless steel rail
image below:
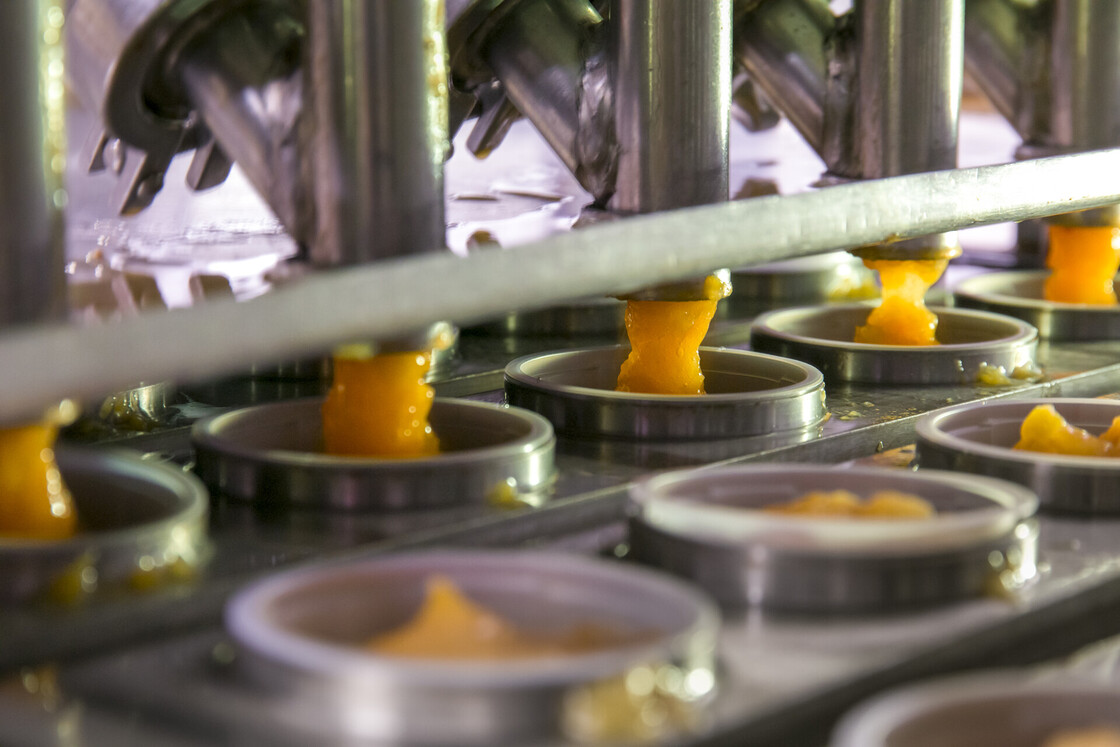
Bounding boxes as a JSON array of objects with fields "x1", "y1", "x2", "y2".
[{"x1": 1, "y1": 151, "x2": 1120, "y2": 424}]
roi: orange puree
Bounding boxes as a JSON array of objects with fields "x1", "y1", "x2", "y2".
[
  {"x1": 322, "y1": 349, "x2": 439, "y2": 458},
  {"x1": 366, "y1": 576, "x2": 635, "y2": 660},
  {"x1": 1043, "y1": 727, "x2": 1120, "y2": 747},
  {"x1": 855, "y1": 259, "x2": 948, "y2": 346},
  {"x1": 764, "y1": 489, "x2": 936, "y2": 518},
  {"x1": 1044, "y1": 225, "x2": 1120, "y2": 305},
  {"x1": 1014, "y1": 404, "x2": 1120, "y2": 457},
  {"x1": 616, "y1": 274, "x2": 730, "y2": 395},
  {"x1": 0, "y1": 421, "x2": 76, "y2": 540}
]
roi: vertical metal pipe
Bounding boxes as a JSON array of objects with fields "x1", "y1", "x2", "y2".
[
  {"x1": 305, "y1": 0, "x2": 449, "y2": 266},
  {"x1": 854, "y1": 0, "x2": 963, "y2": 179},
  {"x1": 1050, "y1": 0, "x2": 1120, "y2": 151},
  {"x1": 733, "y1": 0, "x2": 833, "y2": 156},
  {"x1": 846, "y1": 0, "x2": 963, "y2": 259},
  {"x1": 0, "y1": 1, "x2": 67, "y2": 328},
  {"x1": 611, "y1": 0, "x2": 732, "y2": 214}
]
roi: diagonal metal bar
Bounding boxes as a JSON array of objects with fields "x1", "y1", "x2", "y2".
[{"x1": 2, "y1": 149, "x2": 1119, "y2": 423}]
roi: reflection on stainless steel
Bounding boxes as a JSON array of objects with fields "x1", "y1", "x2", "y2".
[
  {"x1": 0, "y1": 449, "x2": 209, "y2": 604},
  {"x1": 0, "y1": 1, "x2": 67, "y2": 328},
  {"x1": 505, "y1": 347, "x2": 826, "y2": 440},
  {"x1": 223, "y1": 551, "x2": 719, "y2": 744},
  {"x1": 192, "y1": 398, "x2": 556, "y2": 510},
  {"x1": 831, "y1": 674, "x2": 1120, "y2": 747},
  {"x1": 751, "y1": 305, "x2": 1038, "y2": 385},
  {"x1": 916, "y1": 398, "x2": 1120, "y2": 514},
  {"x1": 629, "y1": 466, "x2": 1038, "y2": 613},
  {"x1": 954, "y1": 271, "x2": 1120, "y2": 341},
  {"x1": 3, "y1": 150, "x2": 1120, "y2": 424}
]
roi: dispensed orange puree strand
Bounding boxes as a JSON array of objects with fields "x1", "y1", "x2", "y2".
[
  {"x1": 0, "y1": 421, "x2": 76, "y2": 540},
  {"x1": 366, "y1": 576, "x2": 638, "y2": 660},
  {"x1": 1044, "y1": 225, "x2": 1120, "y2": 305},
  {"x1": 616, "y1": 274, "x2": 731, "y2": 395},
  {"x1": 854, "y1": 259, "x2": 948, "y2": 346},
  {"x1": 322, "y1": 348, "x2": 439, "y2": 458},
  {"x1": 1014, "y1": 404, "x2": 1120, "y2": 457}
]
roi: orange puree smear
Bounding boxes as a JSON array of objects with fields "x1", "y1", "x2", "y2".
[
  {"x1": 366, "y1": 576, "x2": 638, "y2": 660},
  {"x1": 1044, "y1": 225, "x2": 1120, "y2": 305},
  {"x1": 0, "y1": 421, "x2": 76, "y2": 540},
  {"x1": 855, "y1": 259, "x2": 948, "y2": 346},
  {"x1": 1043, "y1": 727, "x2": 1120, "y2": 747},
  {"x1": 764, "y1": 489, "x2": 936, "y2": 518},
  {"x1": 1014, "y1": 404, "x2": 1120, "y2": 458},
  {"x1": 616, "y1": 274, "x2": 730, "y2": 395},
  {"x1": 322, "y1": 349, "x2": 439, "y2": 458}
]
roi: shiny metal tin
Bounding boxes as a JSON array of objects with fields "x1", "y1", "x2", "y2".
[
  {"x1": 750, "y1": 304, "x2": 1038, "y2": 385},
  {"x1": 466, "y1": 297, "x2": 626, "y2": 338},
  {"x1": 504, "y1": 346, "x2": 827, "y2": 440},
  {"x1": 93, "y1": 380, "x2": 175, "y2": 428},
  {"x1": 831, "y1": 673, "x2": 1120, "y2": 747},
  {"x1": 916, "y1": 398, "x2": 1120, "y2": 514},
  {"x1": 628, "y1": 465, "x2": 1038, "y2": 613},
  {"x1": 954, "y1": 269, "x2": 1120, "y2": 341},
  {"x1": 0, "y1": 449, "x2": 210, "y2": 604},
  {"x1": 192, "y1": 398, "x2": 555, "y2": 510},
  {"x1": 225, "y1": 550, "x2": 719, "y2": 745},
  {"x1": 727, "y1": 251, "x2": 877, "y2": 312}
]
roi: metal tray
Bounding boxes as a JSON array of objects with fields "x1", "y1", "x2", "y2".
[
  {"x1": 750, "y1": 304, "x2": 1038, "y2": 385},
  {"x1": 954, "y1": 269, "x2": 1120, "y2": 341},
  {"x1": 192, "y1": 398, "x2": 556, "y2": 510},
  {"x1": 504, "y1": 346, "x2": 827, "y2": 440},
  {"x1": 628, "y1": 465, "x2": 1038, "y2": 613},
  {"x1": 916, "y1": 397, "x2": 1120, "y2": 514}
]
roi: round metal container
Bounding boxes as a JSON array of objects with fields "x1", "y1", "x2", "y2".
[
  {"x1": 466, "y1": 297, "x2": 625, "y2": 338},
  {"x1": 504, "y1": 346, "x2": 827, "y2": 440},
  {"x1": 192, "y1": 398, "x2": 556, "y2": 510},
  {"x1": 726, "y1": 252, "x2": 877, "y2": 315},
  {"x1": 750, "y1": 304, "x2": 1038, "y2": 385},
  {"x1": 225, "y1": 550, "x2": 720, "y2": 745},
  {"x1": 628, "y1": 465, "x2": 1038, "y2": 613},
  {"x1": 954, "y1": 269, "x2": 1120, "y2": 341},
  {"x1": 831, "y1": 673, "x2": 1120, "y2": 747},
  {"x1": 93, "y1": 380, "x2": 176, "y2": 429},
  {"x1": 0, "y1": 449, "x2": 210, "y2": 604},
  {"x1": 916, "y1": 398, "x2": 1120, "y2": 514}
]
